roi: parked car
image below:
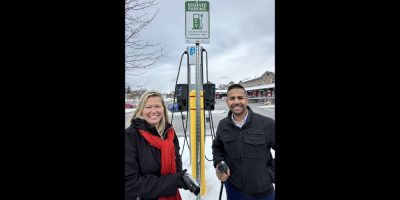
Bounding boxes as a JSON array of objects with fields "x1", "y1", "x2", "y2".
[
  {"x1": 168, "y1": 103, "x2": 187, "y2": 120},
  {"x1": 168, "y1": 103, "x2": 180, "y2": 112},
  {"x1": 125, "y1": 102, "x2": 137, "y2": 109}
]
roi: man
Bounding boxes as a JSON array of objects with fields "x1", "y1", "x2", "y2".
[{"x1": 212, "y1": 84, "x2": 275, "y2": 200}]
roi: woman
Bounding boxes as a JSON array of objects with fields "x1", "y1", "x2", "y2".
[{"x1": 125, "y1": 90, "x2": 188, "y2": 200}]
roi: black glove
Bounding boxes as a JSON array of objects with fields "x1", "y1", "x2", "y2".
[{"x1": 176, "y1": 169, "x2": 189, "y2": 190}]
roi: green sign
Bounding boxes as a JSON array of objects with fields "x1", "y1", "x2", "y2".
[
  {"x1": 185, "y1": 1, "x2": 209, "y2": 11},
  {"x1": 185, "y1": 1, "x2": 210, "y2": 44}
]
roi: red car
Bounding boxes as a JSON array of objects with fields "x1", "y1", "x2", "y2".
[{"x1": 125, "y1": 103, "x2": 137, "y2": 108}]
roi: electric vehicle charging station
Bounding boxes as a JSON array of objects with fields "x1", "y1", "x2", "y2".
[{"x1": 177, "y1": 1, "x2": 210, "y2": 198}]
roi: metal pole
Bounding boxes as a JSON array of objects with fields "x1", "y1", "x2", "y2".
[{"x1": 195, "y1": 42, "x2": 202, "y2": 200}]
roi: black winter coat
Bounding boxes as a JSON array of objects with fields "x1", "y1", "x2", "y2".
[
  {"x1": 212, "y1": 106, "x2": 275, "y2": 197},
  {"x1": 125, "y1": 118, "x2": 183, "y2": 200}
]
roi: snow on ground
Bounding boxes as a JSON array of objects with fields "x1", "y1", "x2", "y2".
[{"x1": 177, "y1": 135, "x2": 225, "y2": 200}]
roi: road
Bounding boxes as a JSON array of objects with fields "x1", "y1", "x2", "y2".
[{"x1": 125, "y1": 99, "x2": 275, "y2": 136}]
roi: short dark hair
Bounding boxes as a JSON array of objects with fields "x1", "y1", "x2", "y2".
[{"x1": 227, "y1": 84, "x2": 246, "y2": 92}]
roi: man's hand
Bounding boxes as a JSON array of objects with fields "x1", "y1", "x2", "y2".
[{"x1": 215, "y1": 165, "x2": 230, "y2": 182}]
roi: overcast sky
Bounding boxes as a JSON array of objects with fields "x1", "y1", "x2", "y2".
[{"x1": 126, "y1": 0, "x2": 275, "y2": 93}]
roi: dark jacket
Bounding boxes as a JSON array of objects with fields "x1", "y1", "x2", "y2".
[
  {"x1": 212, "y1": 106, "x2": 275, "y2": 197},
  {"x1": 125, "y1": 118, "x2": 183, "y2": 200}
]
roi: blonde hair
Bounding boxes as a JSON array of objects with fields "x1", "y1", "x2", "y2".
[{"x1": 131, "y1": 90, "x2": 170, "y2": 134}]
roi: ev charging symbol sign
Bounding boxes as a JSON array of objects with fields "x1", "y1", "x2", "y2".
[
  {"x1": 187, "y1": 46, "x2": 196, "y2": 65},
  {"x1": 185, "y1": 1, "x2": 209, "y2": 44}
]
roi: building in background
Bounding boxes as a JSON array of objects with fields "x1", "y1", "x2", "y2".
[{"x1": 239, "y1": 70, "x2": 275, "y2": 98}]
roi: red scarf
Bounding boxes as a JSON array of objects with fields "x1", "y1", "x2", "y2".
[{"x1": 138, "y1": 128, "x2": 182, "y2": 200}]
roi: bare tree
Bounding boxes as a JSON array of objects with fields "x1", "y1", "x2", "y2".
[{"x1": 125, "y1": 0, "x2": 166, "y2": 77}]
